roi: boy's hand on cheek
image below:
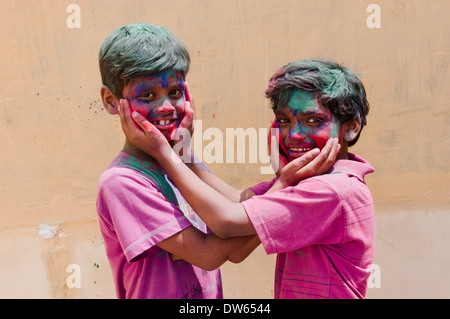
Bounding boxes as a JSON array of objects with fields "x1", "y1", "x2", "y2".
[
  {"x1": 180, "y1": 81, "x2": 195, "y2": 137},
  {"x1": 171, "y1": 83, "x2": 195, "y2": 145},
  {"x1": 170, "y1": 82, "x2": 196, "y2": 161},
  {"x1": 275, "y1": 138, "x2": 341, "y2": 189},
  {"x1": 268, "y1": 124, "x2": 289, "y2": 178},
  {"x1": 118, "y1": 99, "x2": 171, "y2": 161},
  {"x1": 176, "y1": 100, "x2": 195, "y2": 135},
  {"x1": 170, "y1": 100, "x2": 195, "y2": 162}
]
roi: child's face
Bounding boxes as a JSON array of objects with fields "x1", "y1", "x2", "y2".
[
  {"x1": 121, "y1": 70, "x2": 186, "y2": 141},
  {"x1": 275, "y1": 89, "x2": 344, "y2": 162}
]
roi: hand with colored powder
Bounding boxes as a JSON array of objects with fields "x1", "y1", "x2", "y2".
[
  {"x1": 267, "y1": 119, "x2": 289, "y2": 177},
  {"x1": 268, "y1": 137, "x2": 340, "y2": 192},
  {"x1": 174, "y1": 81, "x2": 195, "y2": 139},
  {"x1": 266, "y1": 116, "x2": 340, "y2": 193},
  {"x1": 169, "y1": 82, "x2": 196, "y2": 161},
  {"x1": 118, "y1": 98, "x2": 174, "y2": 162}
]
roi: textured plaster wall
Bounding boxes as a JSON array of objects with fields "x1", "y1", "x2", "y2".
[{"x1": 0, "y1": 0, "x2": 448, "y2": 298}]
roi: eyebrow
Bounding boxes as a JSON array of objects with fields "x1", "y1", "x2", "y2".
[
  {"x1": 298, "y1": 110, "x2": 327, "y2": 116},
  {"x1": 132, "y1": 80, "x2": 184, "y2": 96},
  {"x1": 132, "y1": 81, "x2": 157, "y2": 95},
  {"x1": 276, "y1": 108, "x2": 327, "y2": 117}
]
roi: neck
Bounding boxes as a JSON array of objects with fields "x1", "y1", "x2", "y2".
[
  {"x1": 122, "y1": 140, "x2": 157, "y2": 162},
  {"x1": 336, "y1": 141, "x2": 349, "y2": 160}
]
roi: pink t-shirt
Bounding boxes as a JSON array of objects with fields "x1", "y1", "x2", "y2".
[
  {"x1": 96, "y1": 152, "x2": 222, "y2": 299},
  {"x1": 243, "y1": 153, "x2": 374, "y2": 299}
]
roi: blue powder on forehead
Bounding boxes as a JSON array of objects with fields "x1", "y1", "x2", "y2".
[{"x1": 160, "y1": 72, "x2": 169, "y2": 88}]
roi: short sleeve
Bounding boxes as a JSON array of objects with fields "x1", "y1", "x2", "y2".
[
  {"x1": 242, "y1": 177, "x2": 344, "y2": 254},
  {"x1": 249, "y1": 177, "x2": 277, "y2": 195},
  {"x1": 97, "y1": 167, "x2": 192, "y2": 262}
]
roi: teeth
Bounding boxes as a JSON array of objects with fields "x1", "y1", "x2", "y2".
[
  {"x1": 156, "y1": 120, "x2": 172, "y2": 125},
  {"x1": 290, "y1": 147, "x2": 312, "y2": 152}
]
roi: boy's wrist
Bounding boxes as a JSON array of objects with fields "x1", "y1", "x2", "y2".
[
  {"x1": 266, "y1": 178, "x2": 284, "y2": 194},
  {"x1": 278, "y1": 174, "x2": 293, "y2": 188},
  {"x1": 157, "y1": 146, "x2": 178, "y2": 165}
]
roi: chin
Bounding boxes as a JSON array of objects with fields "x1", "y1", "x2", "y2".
[
  {"x1": 165, "y1": 126, "x2": 182, "y2": 144},
  {"x1": 164, "y1": 134, "x2": 173, "y2": 143},
  {"x1": 287, "y1": 152, "x2": 310, "y2": 162}
]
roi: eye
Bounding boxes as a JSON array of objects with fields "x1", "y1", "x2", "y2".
[
  {"x1": 306, "y1": 117, "x2": 323, "y2": 125},
  {"x1": 138, "y1": 92, "x2": 156, "y2": 101},
  {"x1": 277, "y1": 117, "x2": 290, "y2": 125},
  {"x1": 169, "y1": 89, "x2": 183, "y2": 99}
]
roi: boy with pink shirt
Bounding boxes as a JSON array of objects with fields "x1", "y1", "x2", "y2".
[
  {"x1": 119, "y1": 58, "x2": 374, "y2": 299},
  {"x1": 96, "y1": 22, "x2": 223, "y2": 299},
  {"x1": 96, "y1": 23, "x2": 336, "y2": 299}
]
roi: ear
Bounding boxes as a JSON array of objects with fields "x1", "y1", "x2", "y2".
[
  {"x1": 343, "y1": 118, "x2": 362, "y2": 143},
  {"x1": 100, "y1": 85, "x2": 119, "y2": 115}
]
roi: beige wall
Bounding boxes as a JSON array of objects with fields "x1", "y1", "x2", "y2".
[{"x1": 0, "y1": 0, "x2": 448, "y2": 298}]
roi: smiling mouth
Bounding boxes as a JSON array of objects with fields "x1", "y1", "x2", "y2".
[
  {"x1": 288, "y1": 147, "x2": 314, "y2": 153},
  {"x1": 149, "y1": 119, "x2": 179, "y2": 131},
  {"x1": 151, "y1": 119, "x2": 176, "y2": 126}
]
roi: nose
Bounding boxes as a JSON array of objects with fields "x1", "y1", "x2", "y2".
[
  {"x1": 287, "y1": 122, "x2": 306, "y2": 142},
  {"x1": 156, "y1": 98, "x2": 176, "y2": 113}
]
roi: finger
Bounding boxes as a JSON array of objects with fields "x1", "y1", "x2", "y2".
[
  {"x1": 314, "y1": 138, "x2": 339, "y2": 173},
  {"x1": 319, "y1": 138, "x2": 335, "y2": 161},
  {"x1": 172, "y1": 101, "x2": 195, "y2": 141},
  {"x1": 295, "y1": 148, "x2": 320, "y2": 168},
  {"x1": 285, "y1": 148, "x2": 320, "y2": 176},
  {"x1": 269, "y1": 134, "x2": 277, "y2": 163},
  {"x1": 131, "y1": 111, "x2": 158, "y2": 135},
  {"x1": 299, "y1": 138, "x2": 335, "y2": 173},
  {"x1": 267, "y1": 121, "x2": 275, "y2": 155},
  {"x1": 120, "y1": 99, "x2": 139, "y2": 131},
  {"x1": 184, "y1": 101, "x2": 195, "y2": 121},
  {"x1": 184, "y1": 81, "x2": 191, "y2": 102},
  {"x1": 328, "y1": 138, "x2": 340, "y2": 160},
  {"x1": 184, "y1": 81, "x2": 195, "y2": 111},
  {"x1": 117, "y1": 98, "x2": 123, "y2": 120},
  {"x1": 270, "y1": 122, "x2": 289, "y2": 163},
  {"x1": 178, "y1": 100, "x2": 195, "y2": 131},
  {"x1": 317, "y1": 138, "x2": 340, "y2": 173},
  {"x1": 118, "y1": 99, "x2": 131, "y2": 135},
  {"x1": 269, "y1": 135, "x2": 281, "y2": 174}
]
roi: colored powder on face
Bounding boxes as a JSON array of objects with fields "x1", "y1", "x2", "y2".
[
  {"x1": 288, "y1": 90, "x2": 316, "y2": 114},
  {"x1": 158, "y1": 70, "x2": 177, "y2": 88},
  {"x1": 330, "y1": 121, "x2": 341, "y2": 137},
  {"x1": 281, "y1": 89, "x2": 343, "y2": 150},
  {"x1": 127, "y1": 71, "x2": 183, "y2": 97},
  {"x1": 160, "y1": 74, "x2": 169, "y2": 88}
]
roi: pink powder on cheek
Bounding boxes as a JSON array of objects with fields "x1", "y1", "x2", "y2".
[
  {"x1": 129, "y1": 100, "x2": 151, "y2": 118},
  {"x1": 311, "y1": 122, "x2": 342, "y2": 149},
  {"x1": 282, "y1": 122, "x2": 335, "y2": 150}
]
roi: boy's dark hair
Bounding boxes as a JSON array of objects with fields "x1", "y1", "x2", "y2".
[
  {"x1": 265, "y1": 58, "x2": 369, "y2": 146},
  {"x1": 99, "y1": 22, "x2": 190, "y2": 98}
]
